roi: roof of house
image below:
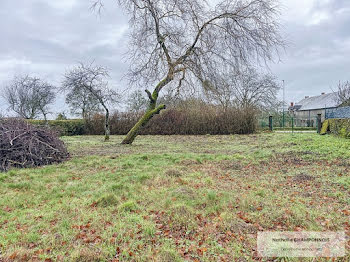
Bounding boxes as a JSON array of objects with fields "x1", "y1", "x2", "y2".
[{"x1": 295, "y1": 92, "x2": 339, "y2": 111}]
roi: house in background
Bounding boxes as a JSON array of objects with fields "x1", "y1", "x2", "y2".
[{"x1": 289, "y1": 92, "x2": 340, "y2": 127}]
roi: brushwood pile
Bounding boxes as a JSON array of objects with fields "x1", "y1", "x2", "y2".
[{"x1": 0, "y1": 119, "x2": 69, "y2": 172}]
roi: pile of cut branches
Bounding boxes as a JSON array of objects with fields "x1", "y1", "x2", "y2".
[{"x1": 0, "y1": 118, "x2": 69, "y2": 172}]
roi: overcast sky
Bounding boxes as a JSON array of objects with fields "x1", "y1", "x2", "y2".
[{"x1": 0, "y1": 0, "x2": 349, "y2": 117}]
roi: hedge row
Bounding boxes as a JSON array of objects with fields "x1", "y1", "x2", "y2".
[
  {"x1": 28, "y1": 120, "x2": 85, "y2": 136},
  {"x1": 86, "y1": 106, "x2": 257, "y2": 136},
  {"x1": 28, "y1": 105, "x2": 257, "y2": 136},
  {"x1": 320, "y1": 119, "x2": 350, "y2": 138}
]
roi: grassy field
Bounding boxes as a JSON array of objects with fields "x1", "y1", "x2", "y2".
[{"x1": 0, "y1": 133, "x2": 349, "y2": 261}]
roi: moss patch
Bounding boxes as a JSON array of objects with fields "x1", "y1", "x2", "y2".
[
  {"x1": 327, "y1": 119, "x2": 350, "y2": 138},
  {"x1": 320, "y1": 119, "x2": 329, "y2": 135}
]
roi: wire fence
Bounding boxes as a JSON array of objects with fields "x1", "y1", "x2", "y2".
[
  {"x1": 325, "y1": 106, "x2": 350, "y2": 119},
  {"x1": 259, "y1": 106, "x2": 350, "y2": 133},
  {"x1": 259, "y1": 115, "x2": 319, "y2": 132}
]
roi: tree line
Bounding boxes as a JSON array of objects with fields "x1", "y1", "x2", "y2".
[
  {"x1": 3, "y1": 0, "x2": 349, "y2": 144},
  {"x1": 1, "y1": 62, "x2": 284, "y2": 134},
  {"x1": 2, "y1": 63, "x2": 118, "y2": 141},
  {"x1": 1, "y1": 0, "x2": 288, "y2": 144},
  {"x1": 13, "y1": 0, "x2": 350, "y2": 144}
]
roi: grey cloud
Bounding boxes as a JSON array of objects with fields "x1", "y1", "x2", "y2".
[
  {"x1": 0, "y1": 0, "x2": 129, "y2": 117},
  {"x1": 271, "y1": 0, "x2": 350, "y2": 104}
]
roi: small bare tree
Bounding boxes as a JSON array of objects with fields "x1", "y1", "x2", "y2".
[
  {"x1": 2, "y1": 75, "x2": 56, "y2": 121},
  {"x1": 236, "y1": 70, "x2": 280, "y2": 110},
  {"x1": 66, "y1": 86, "x2": 101, "y2": 119},
  {"x1": 336, "y1": 81, "x2": 350, "y2": 107},
  {"x1": 62, "y1": 63, "x2": 119, "y2": 141},
  {"x1": 201, "y1": 67, "x2": 240, "y2": 110},
  {"x1": 203, "y1": 67, "x2": 280, "y2": 110},
  {"x1": 95, "y1": 0, "x2": 284, "y2": 144},
  {"x1": 127, "y1": 90, "x2": 148, "y2": 112}
]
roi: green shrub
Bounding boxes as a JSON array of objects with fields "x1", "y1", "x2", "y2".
[
  {"x1": 322, "y1": 119, "x2": 350, "y2": 138},
  {"x1": 28, "y1": 119, "x2": 85, "y2": 136}
]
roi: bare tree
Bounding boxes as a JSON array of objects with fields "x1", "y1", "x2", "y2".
[
  {"x1": 127, "y1": 90, "x2": 148, "y2": 112},
  {"x1": 2, "y1": 75, "x2": 56, "y2": 121},
  {"x1": 237, "y1": 70, "x2": 280, "y2": 110},
  {"x1": 235, "y1": 68, "x2": 280, "y2": 109},
  {"x1": 336, "y1": 81, "x2": 350, "y2": 107},
  {"x1": 202, "y1": 67, "x2": 240, "y2": 110},
  {"x1": 65, "y1": 87, "x2": 101, "y2": 119},
  {"x1": 95, "y1": 0, "x2": 284, "y2": 144},
  {"x1": 203, "y1": 67, "x2": 280, "y2": 111},
  {"x1": 62, "y1": 63, "x2": 119, "y2": 141}
]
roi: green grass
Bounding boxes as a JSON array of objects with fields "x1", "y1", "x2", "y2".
[{"x1": 0, "y1": 134, "x2": 349, "y2": 261}]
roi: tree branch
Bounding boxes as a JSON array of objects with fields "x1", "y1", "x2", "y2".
[
  {"x1": 146, "y1": 0, "x2": 173, "y2": 67},
  {"x1": 145, "y1": 89, "x2": 155, "y2": 102}
]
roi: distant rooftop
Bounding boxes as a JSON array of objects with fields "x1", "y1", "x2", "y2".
[{"x1": 295, "y1": 92, "x2": 339, "y2": 111}]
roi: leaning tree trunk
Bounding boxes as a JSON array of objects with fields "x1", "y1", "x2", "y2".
[
  {"x1": 104, "y1": 107, "x2": 110, "y2": 141},
  {"x1": 121, "y1": 76, "x2": 172, "y2": 144},
  {"x1": 121, "y1": 103, "x2": 166, "y2": 144}
]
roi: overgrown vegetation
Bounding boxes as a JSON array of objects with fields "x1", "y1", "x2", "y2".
[
  {"x1": 28, "y1": 101, "x2": 258, "y2": 136},
  {"x1": 88, "y1": 102, "x2": 258, "y2": 136},
  {"x1": 321, "y1": 118, "x2": 350, "y2": 138},
  {"x1": 0, "y1": 133, "x2": 349, "y2": 261}
]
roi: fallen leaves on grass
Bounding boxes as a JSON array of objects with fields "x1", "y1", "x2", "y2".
[{"x1": 72, "y1": 223, "x2": 103, "y2": 244}]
